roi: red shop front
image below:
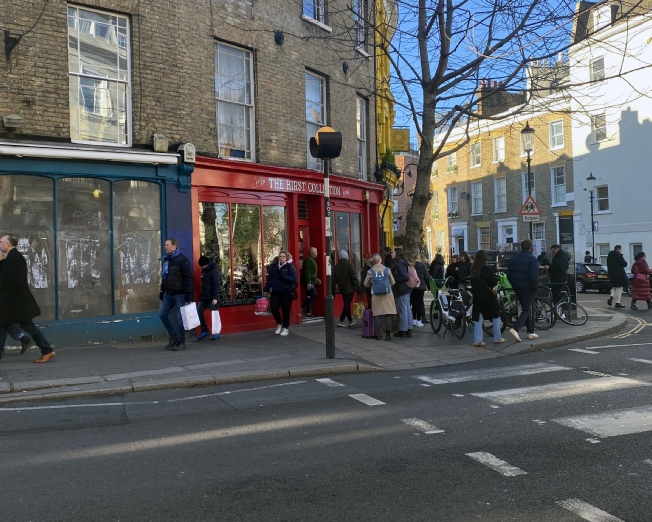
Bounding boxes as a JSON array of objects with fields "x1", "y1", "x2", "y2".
[{"x1": 191, "y1": 156, "x2": 384, "y2": 334}]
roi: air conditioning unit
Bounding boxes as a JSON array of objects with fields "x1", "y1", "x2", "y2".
[{"x1": 460, "y1": 191, "x2": 469, "y2": 199}]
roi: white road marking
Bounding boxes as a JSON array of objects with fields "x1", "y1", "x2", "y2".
[
  {"x1": 628, "y1": 358, "x2": 652, "y2": 364},
  {"x1": 452, "y1": 394, "x2": 465, "y2": 397},
  {"x1": 586, "y1": 438, "x2": 601, "y2": 444},
  {"x1": 533, "y1": 419, "x2": 546, "y2": 425},
  {"x1": 556, "y1": 498, "x2": 623, "y2": 521},
  {"x1": 472, "y1": 377, "x2": 648, "y2": 405},
  {"x1": 315, "y1": 378, "x2": 345, "y2": 387},
  {"x1": 0, "y1": 401, "x2": 158, "y2": 412},
  {"x1": 587, "y1": 342, "x2": 652, "y2": 349},
  {"x1": 569, "y1": 348, "x2": 599, "y2": 354},
  {"x1": 167, "y1": 381, "x2": 307, "y2": 402},
  {"x1": 554, "y1": 405, "x2": 652, "y2": 437},
  {"x1": 644, "y1": 459, "x2": 652, "y2": 466},
  {"x1": 465, "y1": 452, "x2": 527, "y2": 477},
  {"x1": 415, "y1": 363, "x2": 572, "y2": 384},
  {"x1": 401, "y1": 417, "x2": 444, "y2": 434},
  {"x1": 349, "y1": 394, "x2": 385, "y2": 406}
]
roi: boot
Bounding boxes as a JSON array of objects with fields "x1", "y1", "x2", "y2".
[
  {"x1": 631, "y1": 301, "x2": 638, "y2": 310},
  {"x1": 647, "y1": 301, "x2": 652, "y2": 310},
  {"x1": 607, "y1": 296, "x2": 613, "y2": 306},
  {"x1": 385, "y1": 331, "x2": 391, "y2": 341},
  {"x1": 406, "y1": 329, "x2": 413, "y2": 338}
]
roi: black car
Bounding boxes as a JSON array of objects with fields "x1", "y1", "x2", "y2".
[{"x1": 575, "y1": 263, "x2": 610, "y2": 293}]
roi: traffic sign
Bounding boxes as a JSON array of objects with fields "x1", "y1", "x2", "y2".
[
  {"x1": 519, "y1": 195, "x2": 542, "y2": 215},
  {"x1": 523, "y1": 215, "x2": 540, "y2": 222}
]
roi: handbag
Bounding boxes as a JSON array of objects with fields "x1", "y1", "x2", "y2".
[
  {"x1": 254, "y1": 296, "x2": 272, "y2": 316},
  {"x1": 353, "y1": 300, "x2": 365, "y2": 319},
  {"x1": 635, "y1": 272, "x2": 647, "y2": 281},
  {"x1": 180, "y1": 302, "x2": 201, "y2": 330},
  {"x1": 211, "y1": 309, "x2": 222, "y2": 335}
]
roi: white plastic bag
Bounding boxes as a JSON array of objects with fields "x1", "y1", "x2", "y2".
[
  {"x1": 211, "y1": 309, "x2": 222, "y2": 335},
  {"x1": 180, "y1": 302, "x2": 200, "y2": 330}
]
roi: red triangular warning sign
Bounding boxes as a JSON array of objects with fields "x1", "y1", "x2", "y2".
[{"x1": 519, "y1": 195, "x2": 542, "y2": 215}]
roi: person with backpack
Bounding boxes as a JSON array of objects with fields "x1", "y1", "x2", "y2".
[
  {"x1": 391, "y1": 247, "x2": 413, "y2": 338},
  {"x1": 411, "y1": 254, "x2": 430, "y2": 327},
  {"x1": 363, "y1": 252, "x2": 396, "y2": 341}
]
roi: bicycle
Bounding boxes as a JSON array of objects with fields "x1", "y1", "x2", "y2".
[
  {"x1": 430, "y1": 277, "x2": 453, "y2": 333},
  {"x1": 432, "y1": 287, "x2": 470, "y2": 339},
  {"x1": 491, "y1": 273, "x2": 555, "y2": 332},
  {"x1": 552, "y1": 283, "x2": 588, "y2": 326}
]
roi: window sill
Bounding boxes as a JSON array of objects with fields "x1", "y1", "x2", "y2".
[
  {"x1": 356, "y1": 47, "x2": 370, "y2": 58},
  {"x1": 470, "y1": 165, "x2": 481, "y2": 169},
  {"x1": 494, "y1": 210, "x2": 507, "y2": 214},
  {"x1": 551, "y1": 202, "x2": 567, "y2": 207},
  {"x1": 301, "y1": 14, "x2": 333, "y2": 33},
  {"x1": 549, "y1": 146, "x2": 564, "y2": 151},
  {"x1": 595, "y1": 210, "x2": 611, "y2": 215}
]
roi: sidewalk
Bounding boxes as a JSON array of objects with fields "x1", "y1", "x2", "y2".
[{"x1": 0, "y1": 307, "x2": 626, "y2": 403}]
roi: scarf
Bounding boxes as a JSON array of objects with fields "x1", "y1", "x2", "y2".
[{"x1": 162, "y1": 249, "x2": 181, "y2": 279}]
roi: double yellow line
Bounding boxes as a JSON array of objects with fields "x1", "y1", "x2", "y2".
[{"x1": 614, "y1": 316, "x2": 648, "y2": 338}]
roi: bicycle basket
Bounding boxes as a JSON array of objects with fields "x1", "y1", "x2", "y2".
[
  {"x1": 430, "y1": 278, "x2": 446, "y2": 294},
  {"x1": 448, "y1": 301, "x2": 465, "y2": 319},
  {"x1": 497, "y1": 272, "x2": 512, "y2": 290}
]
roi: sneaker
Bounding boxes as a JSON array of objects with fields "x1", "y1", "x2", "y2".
[
  {"x1": 349, "y1": 320, "x2": 357, "y2": 326},
  {"x1": 210, "y1": 334, "x2": 220, "y2": 341},
  {"x1": 615, "y1": 303, "x2": 626, "y2": 308},
  {"x1": 34, "y1": 351, "x2": 55, "y2": 363},
  {"x1": 415, "y1": 320, "x2": 424, "y2": 328},
  {"x1": 164, "y1": 339, "x2": 179, "y2": 350},
  {"x1": 494, "y1": 338, "x2": 507, "y2": 344},
  {"x1": 412, "y1": 319, "x2": 418, "y2": 326},
  {"x1": 20, "y1": 335, "x2": 33, "y2": 354},
  {"x1": 275, "y1": 325, "x2": 282, "y2": 335},
  {"x1": 171, "y1": 343, "x2": 186, "y2": 351},
  {"x1": 473, "y1": 342, "x2": 487, "y2": 347},
  {"x1": 338, "y1": 322, "x2": 347, "y2": 327},
  {"x1": 196, "y1": 331, "x2": 210, "y2": 341},
  {"x1": 607, "y1": 297, "x2": 613, "y2": 306},
  {"x1": 508, "y1": 328, "x2": 522, "y2": 342},
  {"x1": 304, "y1": 312, "x2": 313, "y2": 317},
  {"x1": 280, "y1": 328, "x2": 289, "y2": 336},
  {"x1": 527, "y1": 333, "x2": 539, "y2": 340}
]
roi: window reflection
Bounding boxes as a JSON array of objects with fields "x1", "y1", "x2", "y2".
[
  {"x1": 232, "y1": 204, "x2": 261, "y2": 302},
  {"x1": 335, "y1": 211, "x2": 362, "y2": 280}
]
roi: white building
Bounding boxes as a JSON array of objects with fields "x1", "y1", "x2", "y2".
[{"x1": 568, "y1": 1, "x2": 652, "y2": 266}]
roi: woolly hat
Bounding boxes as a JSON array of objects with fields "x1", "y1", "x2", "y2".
[
  {"x1": 198, "y1": 255, "x2": 211, "y2": 267},
  {"x1": 339, "y1": 250, "x2": 349, "y2": 260}
]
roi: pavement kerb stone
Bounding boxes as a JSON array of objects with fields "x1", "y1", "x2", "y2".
[{"x1": 130, "y1": 374, "x2": 217, "y2": 393}]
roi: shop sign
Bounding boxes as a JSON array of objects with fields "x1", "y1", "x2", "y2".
[{"x1": 252, "y1": 176, "x2": 348, "y2": 197}]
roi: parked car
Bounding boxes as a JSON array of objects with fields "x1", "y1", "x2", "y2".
[{"x1": 575, "y1": 263, "x2": 610, "y2": 293}]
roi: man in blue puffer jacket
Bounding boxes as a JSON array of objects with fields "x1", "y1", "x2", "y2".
[
  {"x1": 159, "y1": 238, "x2": 193, "y2": 351},
  {"x1": 506, "y1": 239, "x2": 539, "y2": 343}
]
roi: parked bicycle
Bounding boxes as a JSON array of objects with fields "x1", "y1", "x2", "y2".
[
  {"x1": 491, "y1": 272, "x2": 555, "y2": 332},
  {"x1": 430, "y1": 277, "x2": 453, "y2": 333},
  {"x1": 432, "y1": 287, "x2": 472, "y2": 339},
  {"x1": 542, "y1": 283, "x2": 588, "y2": 326}
]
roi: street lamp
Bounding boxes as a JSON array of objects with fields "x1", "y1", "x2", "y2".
[
  {"x1": 586, "y1": 172, "x2": 596, "y2": 262},
  {"x1": 521, "y1": 121, "x2": 535, "y2": 240}
]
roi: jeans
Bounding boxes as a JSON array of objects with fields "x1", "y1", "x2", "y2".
[
  {"x1": 0, "y1": 320, "x2": 51, "y2": 355},
  {"x1": 197, "y1": 299, "x2": 214, "y2": 333},
  {"x1": 410, "y1": 288, "x2": 426, "y2": 321},
  {"x1": 514, "y1": 289, "x2": 534, "y2": 334},
  {"x1": 159, "y1": 292, "x2": 186, "y2": 343},
  {"x1": 396, "y1": 293, "x2": 412, "y2": 332},
  {"x1": 304, "y1": 284, "x2": 316, "y2": 314},
  {"x1": 473, "y1": 313, "x2": 503, "y2": 344},
  {"x1": 271, "y1": 291, "x2": 293, "y2": 328},
  {"x1": 340, "y1": 293, "x2": 354, "y2": 322}
]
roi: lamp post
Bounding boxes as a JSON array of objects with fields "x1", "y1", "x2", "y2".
[
  {"x1": 521, "y1": 122, "x2": 535, "y2": 240},
  {"x1": 586, "y1": 172, "x2": 596, "y2": 262},
  {"x1": 310, "y1": 127, "x2": 342, "y2": 359}
]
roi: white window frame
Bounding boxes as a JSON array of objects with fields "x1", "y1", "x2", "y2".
[
  {"x1": 494, "y1": 177, "x2": 506, "y2": 213},
  {"x1": 437, "y1": 230, "x2": 445, "y2": 251},
  {"x1": 67, "y1": 6, "x2": 131, "y2": 146},
  {"x1": 597, "y1": 243, "x2": 610, "y2": 266},
  {"x1": 492, "y1": 136, "x2": 505, "y2": 163},
  {"x1": 590, "y1": 57, "x2": 605, "y2": 82},
  {"x1": 596, "y1": 185, "x2": 609, "y2": 212},
  {"x1": 448, "y1": 186, "x2": 458, "y2": 214},
  {"x1": 470, "y1": 143, "x2": 481, "y2": 168},
  {"x1": 471, "y1": 181, "x2": 482, "y2": 215},
  {"x1": 306, "y1": 71, "x2": 326, "y2": 171},
  {"x1": 215, "y1": 42, "x2": 255, "y2": 160},
  {"x1": 353, "y1": 0, "x2": 366, "y2": 50},
  {"x1": 532, "y1": 222, "x2": 546, "y2": 253},
  {"x1": 303, "y1": 0, "x2": 325, "y2": 24},
  {"x1": 356, "y1": 96, "x2": 367, "y2": 180},
  {"x1": 478, "y1": 226, "x2": 491, "y2": 250},
  {"x1": 592, "y1": 112, "x2": 607, "y2": 142},
  {"x1": 446, "y1": 152, "x2": 457, "y2": 173},
  {"x1": 551, "y1": 166, "x2": 566, "y2": 206},
  {"x1": 549, "y1": 120, "x2": 564, "y2": 149},
  {"x1": 521, "y1": 171, "x2": 536, "y2": 202},
  {"x1": 432, "y1": 191, "x2": 439, "y2": 220}
]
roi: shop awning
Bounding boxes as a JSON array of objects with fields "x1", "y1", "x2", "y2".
[{"x1": 452, "y1": 229, "x2": 465, "y2": 237}]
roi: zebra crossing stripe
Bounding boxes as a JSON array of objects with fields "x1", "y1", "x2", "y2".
[
  {"x1": 415, "y1": 363, "x2": 572, "y2": 384},
  {"x1": 401, "y1": 418, "x2": 444, "y2": 434},
  {"x1": 628, "y1": 358, "x2": 652, "y2": 364},
  {"x1": 465, "y1": 452, "x2": 527, "y2": 477},
  {"x1": 315, "y1": 378, "x2": 345, "y2": 387},
  {"x1": 569, "y1": 348, "x2": 600, "y2": 354},
  {"x1": 349, "y1": 394, "x2": 385, "y2": 406},
  {"x1": 553, "y1": 405, "x2": 652, "y2": 438},
  {"x1": 556, "y1": 498, "x2": 623, "y2": 521},
  {"x1": 471, "y1": 376, "x2": 649, "y2": 405}
]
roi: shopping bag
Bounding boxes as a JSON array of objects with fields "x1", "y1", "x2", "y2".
[
  {"x1": 180, "y1": 302, "x2": 201, "y2": 330},
  {"x1": 353, "y1": 300, "x2": 365, "y2": 320},
  {"x1": 254, "y1": 297, "x2": 272, "y2": 316},
  {"x1": 211, "y1": 309, "x2": 222, "y2": 335}
]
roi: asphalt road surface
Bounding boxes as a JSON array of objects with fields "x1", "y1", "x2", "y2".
[{"x1": 2, "y1": 294, "x2": 652, "y2": 521}]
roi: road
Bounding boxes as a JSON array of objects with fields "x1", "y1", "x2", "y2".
[{"x1": 2, "y1": 292, "x2": 652, "y2": 521}]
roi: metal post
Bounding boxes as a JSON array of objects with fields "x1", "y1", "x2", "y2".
[
  {"x1": 526, "y1": 150, "x2": 533, "y2": 240},
  {"x1": 589, "y1": 190, "x2": 595, "y2": 262},
  {"x1": 324, "y1": 159, "x2": 335, "y2": 359}
]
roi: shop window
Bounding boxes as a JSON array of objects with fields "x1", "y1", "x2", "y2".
[
  {"x1": 57, "y1": 178, "x2": 112, "y2": 319},
  {"x1": 67, "y1": 6, "x2": 130, "y2": 145},
  {"x1": 306, "y1": 71, "x2": 326, "y2": 171},
  {"x1": 335, "y1": 211, "x2": 362, "y2": 277},
  {"x1": 113, "y1": 180, "x2": 161, "y2": 314},
  {"x1": 199, "y1": 202, "x2": 286, "y2": 304}
]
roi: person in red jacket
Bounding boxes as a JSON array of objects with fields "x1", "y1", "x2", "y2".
[{"x1": 630, "y1": 252, "x2": 651, "y2": 310}]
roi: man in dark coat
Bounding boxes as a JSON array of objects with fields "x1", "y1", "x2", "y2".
[
  {"x1": 607, "y1": 245, "x2": 628, "y2": 308},
  {"x1": 506, "y1": 239, "x2": 539, "y2": 342},
  {"x1": 159, "y1": 237, "x2": 194, "y2": 351},
  {"x1": 0, "y1": 234, "x2": 55, "y2": 363},
  {"x1": 547, "y1": 244, "x2": 569, "y2": 304},
  {"x1": 196, "y1": 255, "x2": 222, "y2": 341},
  {"x1": 332, "y1": 250, "x2": 361, "y2": 327}
]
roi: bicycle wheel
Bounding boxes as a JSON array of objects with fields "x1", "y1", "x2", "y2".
[
  {"x1": 502, "y1": 294, "x2": 520, "y2": 328},
  {"x1": 449, "y1": 302, "x2": 466, "y2": 339},
  {"x1": 430, "y1": 300, "x2": 442, "y2": 333},
  {"x1": 532, "y1": 297, "x2": 556, "y2": 330},
  {"x1": 556, "y1": 301, "x2": 588, "y2": 326}
]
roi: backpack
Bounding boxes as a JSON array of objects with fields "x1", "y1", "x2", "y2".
[
  {"x1": 407, "y1": 264, "x2": 420, "y2": 289},
  {"x1": 371, "y1": 267, "x2": 391, "y2": 295}
]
